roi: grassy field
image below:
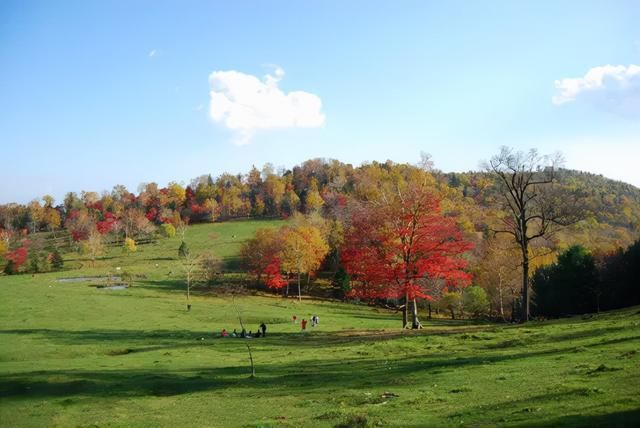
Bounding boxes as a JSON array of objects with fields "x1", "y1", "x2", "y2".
[{"x1": 1, "y1": 220, "x2": 639, "y2": 427}]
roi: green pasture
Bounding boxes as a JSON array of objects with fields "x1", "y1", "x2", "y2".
[{"x1": 1, "y1": 220, "x2": 639, "y2": 427}]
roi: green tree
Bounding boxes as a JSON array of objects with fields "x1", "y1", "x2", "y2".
[
  {"x1": 532, "y1": 245, "x2": 599, "y2": 317},
  {"x1": 178, "y1": 241, "x2": 190, "y2": 258},
  {"x1": 463, "y1": 286, "x2": 489, "y2": 318},
  {"x1": 50, "y1": 249, "x2": 64, "y2": 270},
  {"x1": 439, "y1": 291, "x2": 462, "y2": 320},
  {"x1": 332, "y1": 266, "x2": 351, "y2": 299}
]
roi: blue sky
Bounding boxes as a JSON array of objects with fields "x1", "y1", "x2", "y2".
[{"x1": 1, "y1": 0, "x2": 639, "y2": 204}]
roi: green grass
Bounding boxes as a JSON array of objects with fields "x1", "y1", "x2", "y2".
[
  {"x1": 63, "y1": 218, "x2": 286, "y2": 276},
  {"x1": 1, "y1": 220, "x2": 639, "y2": 427}
]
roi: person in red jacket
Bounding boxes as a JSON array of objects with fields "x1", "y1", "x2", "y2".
[{"x1": 301, "y1": 319, "x2": 308, "y2": 330}]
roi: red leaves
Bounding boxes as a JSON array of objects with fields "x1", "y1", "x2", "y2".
[
  {"x1": 264, "y1": 258, "x2": 287, "y2": 289},
  {"x1": 6, "y1": 246, "x2": 27, "y2": 267},
  {"x1": 71, "y1": 230, "x2": 87, "y2": 242},
  {"x1": 341, "y1": 187, "x2": 473, "y2": 302},
  {"x1": 145, "y1": 207, "x2": 158, "y2": 222},
  {"x1": 96, "y1": 218, "x2": 115, "y2": 234}
]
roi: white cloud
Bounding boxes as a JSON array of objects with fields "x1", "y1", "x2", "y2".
[
  {"x1": 148, "y1": 49, "x2": 159, "y2": 58},
  {"x1": 208, "y1": 67, "x2": 325, "y2": 145},
  {"x1": 552, "y1": 64, "x2": 640, "y2": 117}
]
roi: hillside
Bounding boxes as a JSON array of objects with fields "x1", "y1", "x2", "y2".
[{"x1": 0, "y1": 220, "x2": 639, "y2": 426}]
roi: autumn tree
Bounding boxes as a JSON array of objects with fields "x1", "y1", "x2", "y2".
[
  {"x1": 263, "y1": 258, "x2": 288, "y2": 289},
  {"x1": 473, "y1": 233, "x2": 521, "y2": 321},
  {"x1": 82, "y1": 230, "x2": 105, "y2": 265},
  {"x1": 123, "y1": 237, "x2": 137, "y2": 254},
  {"x1": 304, "y1": 178, "x2": 324, "y2": 213},
  {"x1": 240, "y1": 228, "x2": 283, "y2": 285},
  {"x1": 161, "y1": 223, "x2": 176, "y2": 238},
  {"x1": 279, "y1": 224, "x2": 329, "y2": 301},
  {"x1": 121, "y1": 208, "x2": 155, "y2": 239},
  {"x1": 485, "y1": 147, "x2": 582, "y2": 322},
  {"x1": 342, "y1": 183, "x2": 473, "y2": 328},
  {"x1": 65, "y1": 209, "x2": 95, "y2": 242}
]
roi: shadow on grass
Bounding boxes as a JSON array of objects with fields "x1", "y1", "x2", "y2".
[
  {"x1": 2, "y1": 327, "x2": 639, "y2": 402},
  {"x1": 530, "y1": 409, "x2": 640, "y2": 427},
  {"x1": 135, "y1": 279, "x2": 186, "y2": 292}
]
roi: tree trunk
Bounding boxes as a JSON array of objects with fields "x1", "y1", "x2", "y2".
[
  {"x1": 245, "y1": 342, "x2": 256, "y2": 378},
  {"x1": 498, "y1": 277, "x2": 505, "y2": 321},
  {"x1": 449, "y1": 307, "x2": 455, "y2": 320},
  {"x1": 402, "y1": 293, "x2": 409, "y2": 328},
  {"x1": 428, "y1": 302, "x2": 432, "y2": 320},
  {"x1": 297, "y1": 272, "x2": 302, "y2": 302},
  {"x1": 521, "y1": 244, "x2": 529, "y2": 323},
  {"x1": 411, "y1": 298, "x2": 422, "y2": 329},
  {"x1": 186, "y1": 272, "x2": 191, "y2": 311}
]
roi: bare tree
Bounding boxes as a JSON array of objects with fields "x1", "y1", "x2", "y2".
[
  {"x1": 178, "y1": 250, "x2": 200, "y2": 311},
  {"x1": 231, "y1": 293, "x2": 256, "y2": 378},
  {"x1": 484, "y1": 147, "x2": 582, "y2": 322}
]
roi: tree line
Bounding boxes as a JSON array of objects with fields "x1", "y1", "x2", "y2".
[{"x1": 1, "y1": 149, "x2": 639, "y2": 323}]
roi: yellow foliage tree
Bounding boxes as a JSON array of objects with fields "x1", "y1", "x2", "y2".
[
  {"x1": 123, "y1": 237, "x2": 137, "y2": 254},
  {"x1": 280, "y1": 224, "x2": 329, "y2": 302}
]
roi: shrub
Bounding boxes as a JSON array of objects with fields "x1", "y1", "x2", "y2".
[
  {"x1": 439, "y1": 291, "x2": 462, "y2": 319},
  {"x1": 161, "y1": 223, "x2": 176, "y2": 238},
  {"x1": 463, "y1": 286, "x2": 489, "y2": 317},
  {"x1": 123, "y1": 237, "x2": 137, "y2": 254},
  {"x1": 49, "y1": 249, "x2": 64, "y2": 269},
  {"x1": 200, "y1": 252, "x2": 222, "y2": 283},
  {"x1": 3, "y1": 259, "x2": 16, "y2": 275},
  {"x1": 178, "y1": 241, "x2": 189, "y2": 258}
]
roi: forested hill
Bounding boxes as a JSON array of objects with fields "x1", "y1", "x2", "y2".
[
  {"x1": 446, "y1": 168, "x2": 640, "y2": 252},
  {"x1": 1, "y1": 158, "x2": 639, "y2": 254}
]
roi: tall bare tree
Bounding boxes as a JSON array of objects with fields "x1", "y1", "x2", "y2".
[
  {"x1": 485, "y1": 147, "x2": 581, "y2": 322},
  {"x1": 178, "y1": 250, "x2": 200, "y2": 311}
]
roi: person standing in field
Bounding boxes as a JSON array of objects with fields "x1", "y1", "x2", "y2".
[
  {"x1": 292, "y1": 315, "x2": 297, "y2": 323},
  {"x1": 301, "y1": 319, "x2": 308, "y2": 331},
  {"x1": 260, "y1": 322, "x2": 267, "y2": 337}
]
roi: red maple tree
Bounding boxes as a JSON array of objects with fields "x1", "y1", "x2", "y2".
[
  {"x1": 341, "y1": 186, "x2": 473, "y2": 328},
  {"x1": 263, "y1": 257, "x2": 288, "y2": 289}
]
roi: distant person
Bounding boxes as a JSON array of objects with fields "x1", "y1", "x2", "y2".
[
  {"x1": 240, "y1": 328, "x2": 246, "y2": 338},
  {"x1": 247, "y1": 330, "x2": 253, "y2": 338},
  {"x1": 254, "y1": 330, "x2": 261, "y2": 338},
  {"x1": 292, "y1": 315, "x2": 297, "y2": 324},
  {"x1": 221, "y1": 329, "x2": 228, "y2": 337},
  {"x1": 260, "y1": 322, "x2": 267, "y2": 337},
  {"x1": 301, "y1": 319, "x2": 308, "y2": 331},
  {"x1": 311, "y1": 315, "x2": 317, "y2": 327},
  {"x1": 232, "y1": 329, "x2": 238, "y2": 337}
]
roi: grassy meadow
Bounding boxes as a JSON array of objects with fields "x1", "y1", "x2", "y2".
[{"x1": 1, "y1": 220, "x2": 639, "y2": 427}]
